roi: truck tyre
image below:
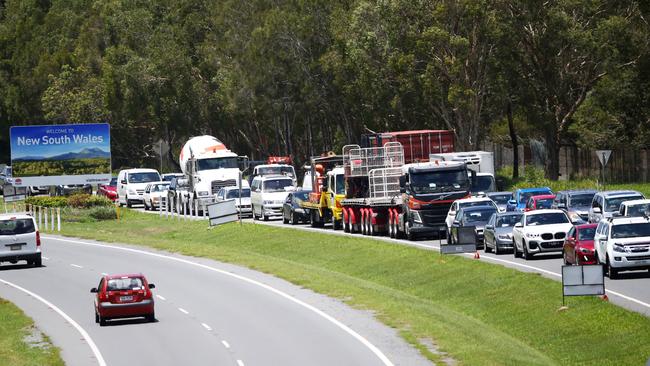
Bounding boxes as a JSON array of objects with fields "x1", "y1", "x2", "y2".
[
  {"x1": 333, "y1": 219, "x2": 342, "y2": 231},
  {"x1": 405, "y1": 222, "x2": 415, "y2": 241}
]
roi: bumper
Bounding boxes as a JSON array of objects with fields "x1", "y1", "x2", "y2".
[
  {"x1": 527, "y1": 239, "x2": 564, "y2": 253},
  {"x1": 409, "y1": 223, "x2": 447, "y2": 236},
  {"x1": 263, "y1": 204, "x2": 283, "y2": 216},
  {"x1": 610, "y1": 254, "x2": 650, "y2": 270},
  {"x1": 495, "y1": 238, "x2": 514, "y2": 249},
  {"x1": 98, "y1": 299, "x2": 154, "y2": 318},
  {"x1": 127, "y1": 194, "x2": 144, "y2": 202},
  {"x1": 0, "y1": 252, "x2": 41, "y2": 263}
]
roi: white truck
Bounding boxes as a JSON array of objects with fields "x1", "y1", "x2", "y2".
[
  {"x1": 179, "y1": 135, "x2": 246, "y2": 209},
  {"x1": 429, "y1": 151, "x2": 495, "y2": 193}
]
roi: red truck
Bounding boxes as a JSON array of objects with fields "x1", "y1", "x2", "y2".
[{"x1": 361, "y1": 130, "x2": 455, "y2": 163}]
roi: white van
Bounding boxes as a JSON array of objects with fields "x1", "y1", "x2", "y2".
[
  {"x1": 0, "y1": 214, "x2": 41, "y2": 267},
  {"x1": 117, "y1": 168, "x2": 161, "y2": 207},
  {"x1": 250, "y1": 175, "x2": 295, "y2": 221}
]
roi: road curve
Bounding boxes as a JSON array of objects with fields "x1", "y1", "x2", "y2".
[
  {"x1": 0, "y1": 235, "x2": 431, "y2": 366},
  {"x1": 250, "y1": 218, "x2": 650, "y2": 317}
]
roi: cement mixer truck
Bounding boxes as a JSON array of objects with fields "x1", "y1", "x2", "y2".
[{"x1": 178, "y1": 135, "x2": 247, "y2": 211}]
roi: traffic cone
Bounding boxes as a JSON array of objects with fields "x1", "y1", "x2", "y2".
[
  {"x1": 474, "y1": 251, "x2": 480, "y2": 259},
  {"x1": 601, "y1": 294, "x2": 609, "y2": 302}
]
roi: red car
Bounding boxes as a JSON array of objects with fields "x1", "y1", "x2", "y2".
[
  {"x1": 524, "y1": 194, "x2": 556, "y2": 211},
  {"x1": 91, "y1": 273, "x2": 155, "y2": 326},
  {"x1": 98, "y1": 177, "x2": 118, "y2": 201},
  {"x1": 563, "y1": 223, "x2": 597, "y2": 265}
]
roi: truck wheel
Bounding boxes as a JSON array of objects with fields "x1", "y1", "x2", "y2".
[
  {"x1": 333, "y1": 219, "x2": 342, "y2": 231},
  {"x1": 405, "y1": 222, "x2": 415, "y2": 241}
]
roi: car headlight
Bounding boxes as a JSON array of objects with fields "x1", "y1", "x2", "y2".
[
  {"x1": 498, "y1": 234, "x2": 511, "y2": 240},
  {"x1": 579, "y1": 247, "x2": 593, "y2": 254},
  {"x1": 613, "y1": 244, "x2": 626, "y2": 253},
  {"x1": 412, "y1": 211, "x2": 422, "y2": 224},
  {"x1": 525, "y1": 232, "x2": 540, "y2": 238}
]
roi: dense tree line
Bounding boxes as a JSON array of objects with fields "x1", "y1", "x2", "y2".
[{"x1": 0, "y1": 0, "x2": 648, "y2": 178}]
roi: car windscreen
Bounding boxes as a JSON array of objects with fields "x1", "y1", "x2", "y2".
[
  {"x1": 463, "y1": 209, "x2": 496, "y2": 223},
  {"x1": 459, "y1": 201, "x2": 494, "y2": 210},
  {"x1": 128, "y1": 172, "x2": 161, "y2": 183},
  {"x1": 258, "y1": 166, "x2": 294, "y2": 177},
  {"x1": 471, "y1": 176, "x2": 494, "y2": 192},
  {"x1": 605, "y1": 195, "x2": 644, "y2": 212},
  {"x1": 106, "y1": 277, "x2": 144, "y2": 291},
  {"x1": 109, "y1": 178, "x2": 117, "y2": 186},
  {"x1": 569, "y1": 193, "x2": 595, "y2": 207},
  {"x1": 520, "y1": 190, "x2": 551, "y2": 203},
  {"x1": 489, "y1": 194, "x2": 510, "y2": 205},
  {"x1": 496, "y1": 214, "x2": 522, "y2": 227},
  {"x1": 611, "y1": 223, "x2": 650, "y2": 239},
  {"x1": 410, "y1": 170, "x2": 469, "y2": 194},
  {"x1": 197, "y1": 157, "x2": 239, "y2": 170},
  {"x1": 263, "y1": 179, "x2": 293, "y2": 192},
  {"x1": 626, "y1": 204, "x2": 650, "y2": 217},
  {"x1": 335, "y1": 174, "x2": 345, "y2": 195},
  {"x1": 536, "y1": 198, "x2": 554, "y2": 209},
  {"x1": 0, "y1": 218, "x2": 35, "y2": 235},
  {"x1": 526, "y1": 212, "x2": 569, "y2": 226},
  {"x1": 151, "y1": 184, "x2": 169, "y2": 192},
  {"x1": 292, "y1": 191, "x2": 310, "y2": 201},
  {"x1": 226, "y1": 188, "x2": 251, "y2": 198},
  {"x1": 578, "y1": 227, "x2": 596, "y2": 241}
]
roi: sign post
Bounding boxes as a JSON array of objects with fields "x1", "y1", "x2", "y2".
[
  {"x1": 595, "y1": 150, "x2": 612, "y2": 190},
  {"x1": 207, "y1": 199, "x2": 238, "y2": 227},
  {"x1": 561, "y1": 265, "x2": 605, "y2": 306},
  {"x1": 441, "y1": 226, "x2": 478, "y2": 254}
]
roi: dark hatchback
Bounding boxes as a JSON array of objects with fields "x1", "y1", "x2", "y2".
[
  {"x1": 449, "y1": 206, "x2": 498, "y2": 248},
  {"x1": 283, "y1": 190, "x2": 311, "y2": 225}
]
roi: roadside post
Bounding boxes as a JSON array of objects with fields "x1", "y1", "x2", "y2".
[
  {"x1": 595, "y1": 150, "x2": 612, "y2": 190},
  {"x1": 57, "y1": 208, "x2": 61, "y2": 231},
  {"x1": 195, "y1": 200, "x2": 199, "y2": 219},
  {"x1": 561, "y1": 265, "x2": 605, "y2": 307},
  {"x1": 44, "y1": 207, "x2": 48, "y2": 231},
  {"x1": 238, "y1": 171, "x2": 243, "y2": 226}
]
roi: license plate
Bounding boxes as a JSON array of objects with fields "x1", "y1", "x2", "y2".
[
  {"x1": 9, "y1": 244, "x2": 23, "y2": 251},
  {"x1": 120, "y1": 296, "x2": 133, "y2": 302}
]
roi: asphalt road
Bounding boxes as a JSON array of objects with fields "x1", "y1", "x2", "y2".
[
  {"x1": 243, "y1": 215, "x2": 650, "y2": 317},
  {"x1": 0, "y1": 234, "x2": 431, "y2": 366}
]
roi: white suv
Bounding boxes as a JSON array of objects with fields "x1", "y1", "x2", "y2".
[
  {"x1": 588, "y1": 190, "x2": 644, "y2": 223},
  {"x1": 250, "y1": 175, "x2": 295, "y2": 221},
  {"x1": 512, "y1": 209, "x2": 572, "y2": 260},
  {"x1": 117, "y1": 168, "x2": 162, "y2": 208},
  {"x1": 594, "y1": 217, "x2": 650, "y2": 279},
  {"x1": 0, "y1": 214, "x2": 41, "y2": 267}
]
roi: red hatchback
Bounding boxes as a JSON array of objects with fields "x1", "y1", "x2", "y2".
[
  {"x1": 524, "y1": 194, "x2": 556, "y2": 211},
  {"x1": 563, "y1": 223, "x2": 597, "y2": 265},
  {"x1": 97, "y1": 177, "x2": 118, "y2": 202},
  {"x1": 91, "y1": 273, "x2": 155, "y2": 326}
]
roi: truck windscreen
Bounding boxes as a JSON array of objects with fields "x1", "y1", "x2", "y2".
[
  {"x1": 410, "y1": 170, "x2": 468, "y2": 194},
  {"x1": 471, "y1": 175, "x2": 494, "y2": 192},
  {"x1": 197, "y1": 157, "x2": 239, "y2": 170}
]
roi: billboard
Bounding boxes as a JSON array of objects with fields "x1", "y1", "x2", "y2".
[{"x1": 10, "y1": 123, "x2": 111, "y2": 186}]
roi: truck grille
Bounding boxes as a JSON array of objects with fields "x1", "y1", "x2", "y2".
[
  {"x1": 419, "y1": 202, "x2": 453, "y2": 226},
  {"x1": 211, "y1": 180, "x2": 237, "y2": 194}
]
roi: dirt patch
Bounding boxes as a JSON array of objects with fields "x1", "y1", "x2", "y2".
[
  {"x1": 23, "y1": 326, "x2": 51, "y2": 350},
  {"x1": 418, "y1": 338, "x2": 456, "y2": 366}
]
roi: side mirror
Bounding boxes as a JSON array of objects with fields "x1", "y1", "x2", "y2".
[
  {"x1": 448, "y1": 211, "x2": 455, "y2": 216},
  {"x1": 120, "y1": 179, "x2": 127, "y2": 184},
  {"x1": 557, "y1": 203, "x2": 566, "y2": 209},
  {"x1": 508, "y1": 200, "x2": 516, "y2": 205},
  {"x1": 90, "y1": 288, "x2": 98, "y2": 293},
  {"x1": 514, "y1": 222, "x2": 523, "y2": 228},
  {"x1": 452, "y1": 220, "x2": 460, "y2": 226},
  {"x1": 485, "y1": 224, "x2": 494, "y2": 230},
  {"x1": 148, "y1": 283, "x2": 155, "y2": 289},
  {"x1": 593, "y1": 207, "x2": 602, "y2": 214}
]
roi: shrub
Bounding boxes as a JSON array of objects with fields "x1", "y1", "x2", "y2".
[
  {"x1": 66, "y1": 194, "x2": 92, "y2": 208},
  {"x1": 85, "y1": 195, "x2": 113, "y2": 208},
  {"x1": 88, "y1": 206, "x2": 117, "y2": 220},
  {"x1": 25, "y1": 196, "x2": 68, "y2": 208}
]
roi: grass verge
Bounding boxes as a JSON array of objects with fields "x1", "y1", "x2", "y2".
[
  {"x1": 58, "y1": 210, "x2": 650, "y2": 365},
  {"x1": 0, "y1": 298, "x2": 63, "y2": 365}
]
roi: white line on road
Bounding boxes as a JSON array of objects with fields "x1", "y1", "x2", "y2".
[
  {"x1": 70, "y1": 263, "x2": 83, "y2": 268},
  {"x1": 46, "y1": 236, "x2": 395, "y2": 366},
  {"x1": 0, "y1": 278, "x2": 106, "y2": 366},
  {"x1": 178, "y1": 307, "x2": 189, "y2": 315},
  {"x1": 156, "y1": 295, "x2": 166, "y2": 301},
  {"x1": 42, "y1": 256, "x2": 50, "y2": 260},
  {"x1": 201, "y1": 323, "x2": 212, "y2": 331},
  {"x1": 221, "y1": 340, "x2": 230, "y2": 349},
  {"x1": 237, "y1": 360, "x2": 245, "y2": 366}
]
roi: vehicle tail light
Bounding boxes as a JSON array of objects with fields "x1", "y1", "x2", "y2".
[{"x1": 36, "y1": 231, "x2": 41, "y2": 247}]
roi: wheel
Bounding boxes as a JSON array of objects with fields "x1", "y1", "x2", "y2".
[
  {"x1": 406, "y1": 222, "x2": 415, "y2": 241},
  {"x1": 126, "y1": 196, "x2": 132, "y2": 208},
  {"x1": 388, "y1": 217, "x2": 395, "y2": 238},
  {"x1": 606, "y1": 256, "x2": 619, "y2": 279},
  {"x1": 369, "y1": 219, "x2": 375, "y2": 236},
  {"x1": 523, "y1": 242, "x2": 533, "y2": 260},
  {"x1": 333, "y1": 219, "x2": 342, "y2": 231},
  {"x1": 34, "y1": 256, "x2": 42, "y2": 267},
  {"x1": 99, "y1": 315, "x2": 107, "y2": 326},
  {"x1": 343, "y1": 214, "x2": 350, "y2": 233},
  {"x1": 146, "y1": 313, "x2": 156, "y2": 322},
  {"x1": 95, "y1": 311, "x2": 99, "y2": 323},
  {"x1": 261, "y1": 206, "x2": 268, "y2": 221},
  {"x1": 283, "y1": 212, "x2": 289, "y2": 224},
  {"x1": 513, "y1": 239, "x2": 522, "y2": 258},
  {"x1": 291, "y1": 212, "x2": 299, "y2": 225},
  {"x1": 494, "y1": 243, "x2": 500, "y2": 255},
  {"x1": 484, "y1": 240, "x2": 492, "y2": 253}
]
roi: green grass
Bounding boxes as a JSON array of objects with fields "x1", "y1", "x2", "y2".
[
  {"x1": 59, "y1": 210, "x2": 650, "y2": 365},
  {"x1": 0, "y1": 298, "x2": 63, "y2": 366}
]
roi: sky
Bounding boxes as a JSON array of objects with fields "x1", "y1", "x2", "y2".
[{"x1": 10, "y1": 123, "x2": 111, "y2": 159}]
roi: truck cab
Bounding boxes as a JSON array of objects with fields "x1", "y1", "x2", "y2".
[{"x1": 429, "y1": 151, "x2": 495, "y2": 193}]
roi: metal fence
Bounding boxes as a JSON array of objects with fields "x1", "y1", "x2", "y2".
[{"x1": 343, "y1": 142, "x2": 405, "y2": 177}]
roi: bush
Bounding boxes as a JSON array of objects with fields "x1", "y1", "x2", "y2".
[
  {"x1": 66, "y1": 194, "x2": 92, "y2": 208},
  {"x1": 25, "y1": 196, "x2": 68, "y2": 208},
  {"x1": 88, "y1": 206, "x2": 117, "y2": 220},
  {"x1": 84, "y1": 195, "x2": 113, "y2": 208}
]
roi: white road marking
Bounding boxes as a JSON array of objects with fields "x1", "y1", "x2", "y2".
[
  {"x1": 178, "y1": 307, "x2": 189, "y2": 314},
  {"x1": 42, "y1": 256, "x2": 50, "y2": 260},
  {"x1": 156, "y1": 295, "x2": 166, "y2": 301},
  {"x1": 70, "y1": 263, "x2": 83, "y2": 268},
  {"x1": 0, "y1": 278, "x2": 106, "y2": 366},
  {"x1": 46, "y1": 236, "x2": 395, "y2": 366},
  {"x1": 221, "y1": 340, "x2": 230, "y2": 349},
  {"x1": 201, "y1": 323, "x2": 212, "y2": 331},
  {"x1": 237, "y1": 360, "x2": 245, "y2": 366}
]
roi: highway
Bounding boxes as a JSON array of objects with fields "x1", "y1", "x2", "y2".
[
  {"x1": 247, "y1": 216, "x2": 650, "y2": 317},
  {"x1": 0, "y1": 235, "x2": 431, "y2": 366}
]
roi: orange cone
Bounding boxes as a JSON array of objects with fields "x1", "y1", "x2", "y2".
[
  {"x1": 474, "y1": 251, "x2": 480, "y2": 259},
  {"x1": 601, "y1": 294, "x2": 609, "y2": 302}
]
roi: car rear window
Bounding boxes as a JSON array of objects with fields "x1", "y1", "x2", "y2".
[
  {"x1": 0, "y1": 218, "x2": 35, "y2": 235},
  {"x1": 106, "y1": 277, "x2": 144, "y2": 291},
  {"x1": 578, "y1": 227, "x2": 596, "y2": 241}
]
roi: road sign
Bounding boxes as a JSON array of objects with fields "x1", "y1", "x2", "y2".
[
  {"x1": 207, "y1": 199, "x2": 238, "y2": 226},
  {"x1": 562, "y1": 265, "x2": 605, "y2": 305},
  {"x1": 596, "y1": 150, "x2": 612, "y2": 167}
]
